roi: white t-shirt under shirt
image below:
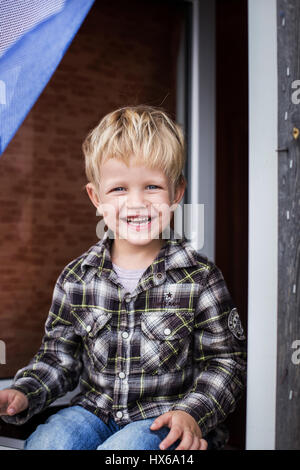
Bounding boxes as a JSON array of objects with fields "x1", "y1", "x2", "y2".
[{"x1": 112, "y1": 263, "x2": 146, "y2": 293}]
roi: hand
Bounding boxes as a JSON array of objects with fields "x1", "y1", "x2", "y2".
[
  {"x1": 150, "y1": 410, "x2": 208, "y2": 450},
  {"x1": 0, "y1": 389, "x2": 29, "y2": 416}
]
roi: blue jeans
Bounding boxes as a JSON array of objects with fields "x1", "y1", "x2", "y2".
[{"x1": 24, "y1": 406, "x2": 181, "y2": 450}]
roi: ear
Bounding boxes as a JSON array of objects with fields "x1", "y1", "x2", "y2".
[
  {"x1": 86, "y1": 183, "x2": 102, "y2": 214},
  {"x1": 172, "y1": 175, "x2": 186, "y2": 208}
]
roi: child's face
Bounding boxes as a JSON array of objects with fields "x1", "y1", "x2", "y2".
[{"x1": 86, "y1": 157, "x2": 185, "y2": 247}]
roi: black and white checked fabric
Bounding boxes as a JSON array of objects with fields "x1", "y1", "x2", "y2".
[{"x1": 3, "y1": 230, "x2": 246, "y2": 437}]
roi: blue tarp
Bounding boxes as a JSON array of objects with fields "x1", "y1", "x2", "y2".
[{"x1": 0, "y1": 0, "x2": 95, "y2": 156}]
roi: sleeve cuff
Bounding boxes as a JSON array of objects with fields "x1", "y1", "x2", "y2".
[
  {"x1": 170, "y1": 402, "x2": 214, "y2": 437},
  {"x1": 1, "y1": 380, "x2": 47, "y2": 426}
]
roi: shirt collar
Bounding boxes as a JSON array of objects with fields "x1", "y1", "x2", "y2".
[{"x1": 80, "y1": 228, "x2": 200, "y2": 281}]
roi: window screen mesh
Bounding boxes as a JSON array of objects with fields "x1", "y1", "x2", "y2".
[{"x1": 0, "y1": 0, "x2": 94, "y2": 155}]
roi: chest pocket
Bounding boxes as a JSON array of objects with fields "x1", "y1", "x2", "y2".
[
  {"x1": 71, "y1": 307, "x2": 112, "y2": 372},
  {"x1": 140, "y1": 311, "x2": 194, "y2": 375}
]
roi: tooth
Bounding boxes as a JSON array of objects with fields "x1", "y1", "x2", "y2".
[{"x1": 127, "y1": 217, "x2": 149, "y2": 223}]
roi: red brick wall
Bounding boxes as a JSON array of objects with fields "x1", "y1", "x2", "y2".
[{"x1": 0, "y1": 0, "x2": 184, "y2": 377}]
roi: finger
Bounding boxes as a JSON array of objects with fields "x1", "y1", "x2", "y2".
[
  {"x1": 160, "y1": 425, "x2": 182, "y2": 450},
  {"x1": 0, "y1": 392, "x2": 8, "y2": 405},
  {"x1": 174, "y1": 430, "x2": 194, "y2": 450},
  {"x1": 150, "y1": 413, "x2": 171, "y2": 431},
  {"x1": 199, "y1": 438, "x2": 208, "y2": 450},
  {"x1": 7, "y1": 394, "x2": 27, "y2": 415},
  {"x1": 0, "y1": 398, "x2": 9, "y2": 415},
  {"x1": 189, "y1": 435, "x2": 201, "y2": 450}
]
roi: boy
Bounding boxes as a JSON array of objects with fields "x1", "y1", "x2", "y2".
[{"x1": 0, "y1": 105, "x2": 246, "y2": 450}]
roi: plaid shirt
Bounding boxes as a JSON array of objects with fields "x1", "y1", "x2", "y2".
[{"x1": 3, "y1": 230, "x2": 247, "y2": 437}]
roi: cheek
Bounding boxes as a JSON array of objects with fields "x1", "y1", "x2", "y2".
[
  {"x1": 106, "y1": 209, "x2": 119, "y2": 222},
  {"x1": 154, "y1": 196, "x2": 173, "y2": 217},
  {"x1": 152, "y1": 191, "x2": 172, "y2": 206},
  {"x1": 154, "y1": 206, "x2": 173, "y2": 227},
  {"x1": 99, "y1": 198, "x2": 120, "y2": 220}
]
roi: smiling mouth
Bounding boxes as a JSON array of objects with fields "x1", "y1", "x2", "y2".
[
  {"x1": 126, "y1": 216, "x2": 151, "y2": 224},
  {"x1": 120, "y1": 215, "x2": 154, "y2": 230}
]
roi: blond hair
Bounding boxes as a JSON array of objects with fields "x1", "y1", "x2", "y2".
[{"x1": 82, "y1": 105, "x2": 186, "y2": 192}]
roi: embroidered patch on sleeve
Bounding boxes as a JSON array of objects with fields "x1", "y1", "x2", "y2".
[{"x1": 228, "y1": 308, "x2": 246, "y2": 341}]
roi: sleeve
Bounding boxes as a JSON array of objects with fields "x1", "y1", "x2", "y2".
[
  {"x1": 170, "y1": 263, "x2": 247, "y2": 437},
  {"x1": 1, "y1": 274, "x2": 83, "y2": 425}
]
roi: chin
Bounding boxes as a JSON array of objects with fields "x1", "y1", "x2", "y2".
[{"x1": 124, "y1": 234, "x2": 160, "y2": 245}]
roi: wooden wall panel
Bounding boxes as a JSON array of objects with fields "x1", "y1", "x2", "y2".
[{"x1": 276, "y1": 0, "x2": 300, "y2": 450}]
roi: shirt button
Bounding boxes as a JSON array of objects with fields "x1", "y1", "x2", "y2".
[
  {"x1": 118, "y1": 372, "x2": 126, "y2": 379},
  {"x1": 164, "y1": 328, "x2": 171, "y2": 336},
  {"x1": 122, "y1": 331, "x2": 129, "y2": 339},
  {"x1": 156, "y1": 272, "x2": 163, "y2": 279},
  {"x1": 116, "y1": 411, "x2": 123, "y2": 418},
  {"x1": 86, "y1": 325, "x2": 92, "y2": 333},
  {"x1": 125, "y1": 295, "x2": 131, "y2": 303}
]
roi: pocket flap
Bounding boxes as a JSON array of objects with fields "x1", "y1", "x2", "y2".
[
  {"x1": 71, "y1": 307, "x2": 112, "y2": 338},
  {"x1": 141, "y1": 312, "x2": 194, "y2": 341}
]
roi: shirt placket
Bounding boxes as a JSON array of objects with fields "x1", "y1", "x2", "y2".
[
  {"x1": 112, "y1": 289, "x2": 135, "y2": 423},
  {"x1": 104, "y1": 245, "x2": 168, "y2": 424}
]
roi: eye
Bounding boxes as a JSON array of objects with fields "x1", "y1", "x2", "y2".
[
  {"x1": 111, "y1": 187, "x2": 125, "y2": 192},
  {"x1": 146, "y1": 185, "x2": 160, "y2": 190}
]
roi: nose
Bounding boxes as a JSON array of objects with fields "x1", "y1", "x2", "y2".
[{"x1": 126, "y1": 189, "x2": 147, "y2": 209}]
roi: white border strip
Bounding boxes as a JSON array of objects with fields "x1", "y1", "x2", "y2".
[{"x1": 246, "y1": 0, "x2": 278, "y2": 450}]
